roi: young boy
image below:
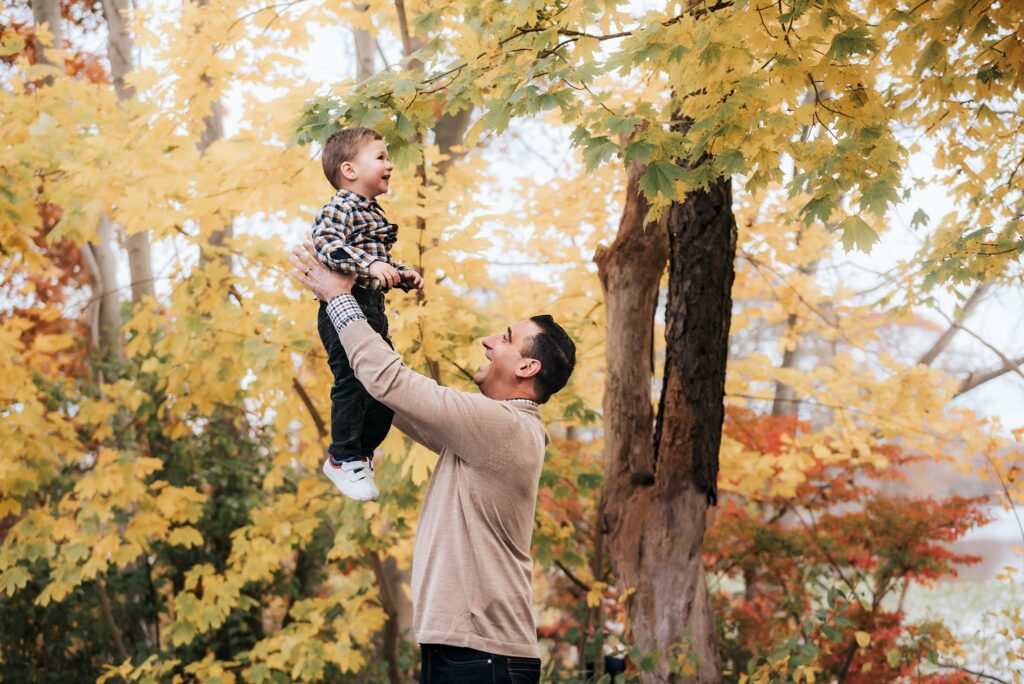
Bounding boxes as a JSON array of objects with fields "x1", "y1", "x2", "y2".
[{"x1": 311, "y1": 127, "x2": 423, "y2": 501}]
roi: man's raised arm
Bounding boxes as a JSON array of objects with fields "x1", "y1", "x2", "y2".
[{"x1": 325, "y1": 295, "x2": 521, "y2": 466}]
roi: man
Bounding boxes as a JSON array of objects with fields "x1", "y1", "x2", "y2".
[{"x1": 291, "y1": 244, "x2": 576, "y2": 684}]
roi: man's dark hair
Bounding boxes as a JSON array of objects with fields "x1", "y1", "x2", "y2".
[
  {"x1": 322, "y1": 127, "x2": 383, "y2": 190},
  {"x1": 524, "y1": 315, "x2": 576, "y2": 404}
]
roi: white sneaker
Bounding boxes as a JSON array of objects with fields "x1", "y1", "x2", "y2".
[{"x1": 323, "y1": 457, "x2": 379, "y2": 501}]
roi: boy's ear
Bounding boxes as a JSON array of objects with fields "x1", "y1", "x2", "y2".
[{"x1": 339, "y1": 161, "x2": 357, "y2": 181}]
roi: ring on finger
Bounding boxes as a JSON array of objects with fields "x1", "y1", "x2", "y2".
[{"x1": 304, "y1": 268, "x2": 311, "y2": 276}]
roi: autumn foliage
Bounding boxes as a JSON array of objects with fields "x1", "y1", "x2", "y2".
[{"x1": 3, "y1": 0, "x2": 1024, "y2": 682}]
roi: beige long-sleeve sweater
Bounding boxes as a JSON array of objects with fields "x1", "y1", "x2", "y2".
[{"x1": 339, "y1": 320, "x2": 548, "y2": 658}]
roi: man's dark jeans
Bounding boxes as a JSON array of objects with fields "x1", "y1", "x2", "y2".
[
  {"x1": 419, "y1": 644, "x2": 541, "y2": 684},
  {"x1": 317, "y1": 285, "x2": 394, "y2": 463}
]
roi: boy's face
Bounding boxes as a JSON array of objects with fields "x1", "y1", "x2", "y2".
[{"x1": 339, "y1": 138, "x2": 393, "y2": 198}]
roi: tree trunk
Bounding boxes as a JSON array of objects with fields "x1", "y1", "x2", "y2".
[
  {"x1": 193, "y1": 0, "x2": 233, "y2": 271},
  {"x1": 594, "y1": 161, "x2": 667, "y2": 487},
  {"x1": 771, "y1": 256, "x2": 820, "y2": 418},
  {"x1": 598, "y1": 159, "x2": 734, "y2": 681},
  {"x1": 100, "y1": 0, "x2": 155, "y2": 304},
  {"x1": 89, "y1": 214, "x2": 125, "y2": 362},
  {"x1": 353, "y1": 3, "x2": 376, "y2": 81},
  {"x1": 197, "y1": 97, "x2": 232, "y2": 268},
  {"x1": 30, "y1": 0, "x2": 62, "y2": 82}
]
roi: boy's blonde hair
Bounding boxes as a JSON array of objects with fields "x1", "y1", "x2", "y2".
[{"x1": 322, "y1": 127, "x2": 383, "y2": 190}]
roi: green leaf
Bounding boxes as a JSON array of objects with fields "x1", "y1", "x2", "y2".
[
  {"x1": 625, "y1": 140, "x2": 655, "y2": 164},
  {"x1": 977, "y1": 65, "x2": 1003, "y2": 84},
  {"x1": 910, "y1": 208, "x2": 930, "y2": 230},
  {"x1": 839, "y1": 215, "x2": 879, "y2": 253},
  {"x1": 169, "y1": 621, "x2": 195, "y2": 647},
  {"x1": 698, "y1": 41, "x2": 722, "y2": 66},
  {"x1": 716, "y1": 149, "x2": 745, "y2": 176},
  {"x1": 914, "y1": 40, "x2": 946, "y2": 77},
  {"x1": 801, "y1": 195, "x2": 835, "y2": 224},
  {"x1": 638, "y1": 651, "x2": 659, "y2": 672},
  {"x1": 480, "y1": 104, "x2": 511, "y2": 135},
  {"x1": 582, "y1": 137, "x2": 619, "y2": 169},
  {"x1": 969, "y1": 14, "x2": 994, "y2": 42},
  {"x1": 778, "y1": 0, "x2": 810, "y2": 24},
  {"x1": 606, "y1": 114, "x2": 639, "y2": 138},
  {"x1": 413, "y1": 11, "x2": 441, "y2": 33},
  {"x1": 0, "y1": 566, "x2": 30, "y2": 596},
  {"x1": 826, "y1": 27, "x2": 878, "y2": 61},
  {"x1": 639, "y1": 161, "x2": 686, "y2": 200},
  {"x1": 886, "y1": 648, "x2": 901, "y2": 668},
  {"x1": 859, "y1": 181, "x2": 899, "y2": 216},
  {"x1": 821, "y1": 625, "x2": 843, "y2": 641}
]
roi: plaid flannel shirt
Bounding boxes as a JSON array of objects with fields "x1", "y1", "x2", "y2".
[
  {"x1": 311, "y1": 189, "x2": 407, "y2": 291},
  {"x1": 326, "y1": 293, "x2": 366, "y2": 331}
]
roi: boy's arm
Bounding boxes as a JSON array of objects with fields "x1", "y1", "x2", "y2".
[
  {"x1": 311, "y1": 202, "x2": 377, "y2": 273},
  {"x1": 326, "y1": 296, "x2": 520, "y2": 466}
]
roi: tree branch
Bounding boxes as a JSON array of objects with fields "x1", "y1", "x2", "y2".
[
  {"x1": 955, "y1": 355, "x2": 1024, "y2": 397},
  {"x1": 937, "y1": 313, "x2": 1024, "y2": 386},
  {"x1": 292, "y1": 377, "x2": 327, "y2": 439},
  {"x1": 554, "y1": 559, "x2": 591, "y2": 593},
  {"x1": 936, "y1": 661, "x2": 1011, "y2": 684},
  {"x1": 916, "y1": 283, "x2": 989, "y2": 367},
  {"x1": 97, "y1": 576, "x2": 130, "y2": 663},
  {"x1": 367, "y1": 551, "x2": 402, "y2": 684}
]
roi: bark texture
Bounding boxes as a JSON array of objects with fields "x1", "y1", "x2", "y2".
[
  {"x1": 597, "y1": 162, "x2": 736, "y2": 682},
  {"x1": 353, "y1": 3, "x2": 376, "y2": 82},
  {"x1": 100, "y1": 0, "x2": 155, "y2": 303},
  {"x1": 90, "y1": 214, "x2": 125, "y2": 362},
  {"x1": 595, "y1": 161, "x2": 667, "y2": 486},
  {"x1": 30, "y1": 0, "x2": 62, "y2": 76},
  {"x1": 193, "y1": 0, "x2": 233, "y2": 270}
]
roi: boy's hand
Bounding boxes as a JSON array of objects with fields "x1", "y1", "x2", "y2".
[
  {"x1": 368, "y1": 260, "x2": 401, "y2": 289},
  {"x1": 400, "y1": 269, "x2": 425, "y2": 294}
]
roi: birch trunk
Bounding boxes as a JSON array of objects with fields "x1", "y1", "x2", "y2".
[
  {"x1": 30, "y1": 0, "x2": 62, "y2": 78},
  {"x1": 32, "y1": 0, "x2": 123, "y2": 361},
  {"x1": 100, "y1": 0, "x2": 155, "y2": 304},
  {"x1": 194, "y1": 0, "x2": 232, "y2": 270},
  {"x1": 353, "y1": 4, "x2": 376, "y2": 82},
  {"x1": 91, "y1": 214, "x2": 126, "y2": 362}
]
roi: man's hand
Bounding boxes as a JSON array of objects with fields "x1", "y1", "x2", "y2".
[
  {"x1": 369, "y1": 260, "x2": 402, "y2": 289},
  {"x1": 400, "y1": 268, "x2": 425, "y2": 294},
  {"x1": 291, "y1": 242, "x2": 355, "y2": 301}
]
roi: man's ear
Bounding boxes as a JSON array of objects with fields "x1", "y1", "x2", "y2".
[
  {"x1": 516, "y1": 358, "x2": 541, "y2": 380},
  {"x1": 339, "y1": 161, "x2": 357, "y2": 181}
]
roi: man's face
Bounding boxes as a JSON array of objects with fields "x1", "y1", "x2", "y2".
[
  {"x1": 343, "y1": 139, "x2": 393, "y2": 198},
  {"x1": 473, "y1": 319, "x2": 543, "y2": 397}
]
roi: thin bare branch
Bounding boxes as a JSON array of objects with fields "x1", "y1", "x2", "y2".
[
  {"x1": 916, "y1": 283, "x2": 990, "y2": 367},
  {"x1": 937, "y1": 312, "x2": 1024, "y2": 386},
  {"x1": 97, "y1": 577, "x2": 130, "y2": 663},
  {"x1": 955, "y1": 355, "x2": 1024, "y2": 397},
  {"x1": 554, "y1": 559, "x2": 591, "y2": 593}
]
